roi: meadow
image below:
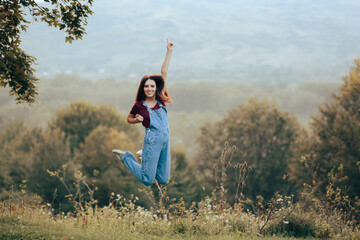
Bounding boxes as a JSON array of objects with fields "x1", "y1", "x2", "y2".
[
  {"x1": 0, "y1": 162, "x2": 359, "y2": 240},
  {"x1": 0, "y1": 63, "x2": 359, "y2": 239}
]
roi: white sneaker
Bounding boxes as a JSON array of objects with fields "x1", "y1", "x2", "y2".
[
  {"x1": 112, "y1": 149, "x2": 126, "y2": 160},
  {"x1": 136, "y1": 150, "x2": 142, "y2": 161}
]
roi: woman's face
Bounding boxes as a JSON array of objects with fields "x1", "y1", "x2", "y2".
[{"x1": 144, "y1": 79, "x2": 156, "y2": 99}]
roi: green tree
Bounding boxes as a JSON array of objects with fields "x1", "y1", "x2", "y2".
[
  {"x1": 0, "y1": 121, "x2": 75, "y2": 211},
  {"x1": 289, "y1": 59, "x2": 360, "y2": 199},
  {"x1": 51, "y1": 101, "x2": 140, "y2": 152},
  {"x1": 196, "y1": 99, "x2": 301, "y2": 202},
  {"x1": 166, "y1": 147, "x2": 205, "y2": 206},
  {"x1": 0, "y1": 121, "x2": 42, "y2": 195},
  {"x1": 0, "y1": 0, "x2": 93, "y2": 103},
  {"x1": 0, "y1": 121, "x2": 27, "y2": 194},
  {"x1": 27, "y1": 128, "x2": 75, "y2": 212},
  {"x1": 75, "y1": 125, "x2": 150, "y2": 207}
]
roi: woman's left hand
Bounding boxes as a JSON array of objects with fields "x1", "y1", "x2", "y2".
[{"x1": 167, "y1": 38, "x2": 174, "y2": 52}]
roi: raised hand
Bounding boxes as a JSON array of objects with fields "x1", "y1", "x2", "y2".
[{"x1": 167, "y1": 38, "x2": 174, "y2": 52}]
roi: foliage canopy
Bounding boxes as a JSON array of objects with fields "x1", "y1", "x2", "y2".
[
  {"x1": 0, "y1": 0, "x2": 93, "y2": 103},
  {"x1": 196, "y1": 99, "x2": 300, "y2": 202},
  {"x1": 289, "y1": 58, "x2": 360, "y2": 200}
]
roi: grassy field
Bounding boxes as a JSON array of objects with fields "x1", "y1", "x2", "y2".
[
  {"x1": 0, "y1": 216, "x2": 316, "y2": 240},
  {"x1": 0, "y1": 173, "x2": 358, "y2": 240},
  {"x1": 1, "y1": 195, "x2": 358, "y2": 240}
]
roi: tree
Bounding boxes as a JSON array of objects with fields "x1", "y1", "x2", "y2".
[
  {"x1": 74, "y1": 125, "x2": 141, "y2": 206},
  {"x1": 289, "y1": 58, "x2": 360, "y2": 199},
  {"x1": 0, "y1": 121, "x2": 75, "y2": 212},
  {"x1": 26, "y1": 127, "x2": 75, "y2": 212},
  {"x1": 0, "y1": 121, "x2": 43, "y2": 196},
  {"x1": 76, "y1": 126, "x2": 135, "y2": 176},
  {"x1": 0, "y1": 0, "x2": 93, "y2": 103},
  {"x1": 196, "y1": 99, "x2": 301, "y2": 202},
  {"x1": 166, "y1": 147, "x2": 205, "y2": 206},
  {"x1": 0, "y1": 121, "x2": 28, "y2": 194},
  {"x1": 51, "y1": 101, "x2": 140, "y2": 152}
]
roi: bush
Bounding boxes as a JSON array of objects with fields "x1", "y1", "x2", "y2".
[{"x1": 263, "y1": 209, "x2": 317, "y2": 237}]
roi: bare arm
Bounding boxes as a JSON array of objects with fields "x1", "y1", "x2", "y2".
[
  {"x1": 161, "y1": 39, "x2": 174, "y2": 94},
  {"x1": 127, "y1": 113, "x2": 143, "y2": 124}
]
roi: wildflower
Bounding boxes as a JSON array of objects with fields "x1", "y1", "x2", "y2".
[
  {"x1": 111, "y1": 192, "x2": 115, "y2": 196},
  {"x1": 135, "y1": 196, "x2": 139, "y2": 201},
  {"x1": 283, "y1": 220, "x2": 289, "y2": 224},
  {"x1": 276, "y1": 198, "x2": 283, "y2": 202}
]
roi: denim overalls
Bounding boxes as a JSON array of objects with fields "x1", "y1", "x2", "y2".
[{"x1": 121, "y1": 100, "x2": 171, "y2": 186}]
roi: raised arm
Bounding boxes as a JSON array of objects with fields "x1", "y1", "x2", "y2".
[{"x1": 161, "y1": 39, "x2": 174, "y2": 85}]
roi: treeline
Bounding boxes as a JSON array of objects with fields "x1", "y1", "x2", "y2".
[
  {"x1": 0, "y1": 74, "x2": 338, "y2": 157},
  {"x1": 0, "y1": 101, "x2": 203, "y2": 212},
  {"x1": 0, "y1": 60, "x2": 358, "y2": 223}
]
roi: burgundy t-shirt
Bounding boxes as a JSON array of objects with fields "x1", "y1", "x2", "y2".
[{"x1": 130, "y1": 100, "x2": 166, "y2": 128}]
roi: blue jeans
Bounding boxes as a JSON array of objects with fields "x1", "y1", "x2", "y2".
[{"x1": 122, "y1": 129, "x2": 170, "y2": 186}]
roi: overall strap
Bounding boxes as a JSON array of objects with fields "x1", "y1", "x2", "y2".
[
  {"x1": 156, "y1": 99, "x2": 164, "y2": 108},
  {"x1": 157, "y1": 99, "x2": 167, "y2": 113},
  {"x1": 143, "y1": 99, "x2": 165, "y2": 111},
  {"x1": 142, "y1": 100, "x2": 151, "y2": 112}
]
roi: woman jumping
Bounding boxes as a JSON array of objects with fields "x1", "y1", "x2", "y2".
[{"x1": 112, "y1": 39, "x2": 174, "y2": 186}]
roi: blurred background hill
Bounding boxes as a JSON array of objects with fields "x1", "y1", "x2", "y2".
[
  {"x1": 21, "y1": 0, "x2": 360, "y2": 83},
  {"x1": 0, "y1": 75, "x2": 339, "y2": 157}
]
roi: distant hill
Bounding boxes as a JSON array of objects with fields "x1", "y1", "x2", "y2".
[{"x1": 21, "y1": 0, "x2": 360, "y2": 83}]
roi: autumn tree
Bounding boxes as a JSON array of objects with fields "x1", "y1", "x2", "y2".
[
  {"x1": 50, "y1": 101, "x2": 140, "y2": 152},
  {"x1": 289, "y1": 58, "x2": 360, "y2": 200},
  {"x1": 196, "y1": 99, "x2": 301, "y2": 202},
  {"x1": 0, "y1": 101, "x2": 142, "y2": 209},
  {"x1": 75, "y1": 125, "x2": 141, "y2": 206},
  {"x1": 0, "y1": 0, "x2": 93, "y2": 103}
]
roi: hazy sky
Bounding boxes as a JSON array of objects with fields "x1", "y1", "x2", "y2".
[{"x1": 23, "y1": 0, "x2": 360, "y2": 83}]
